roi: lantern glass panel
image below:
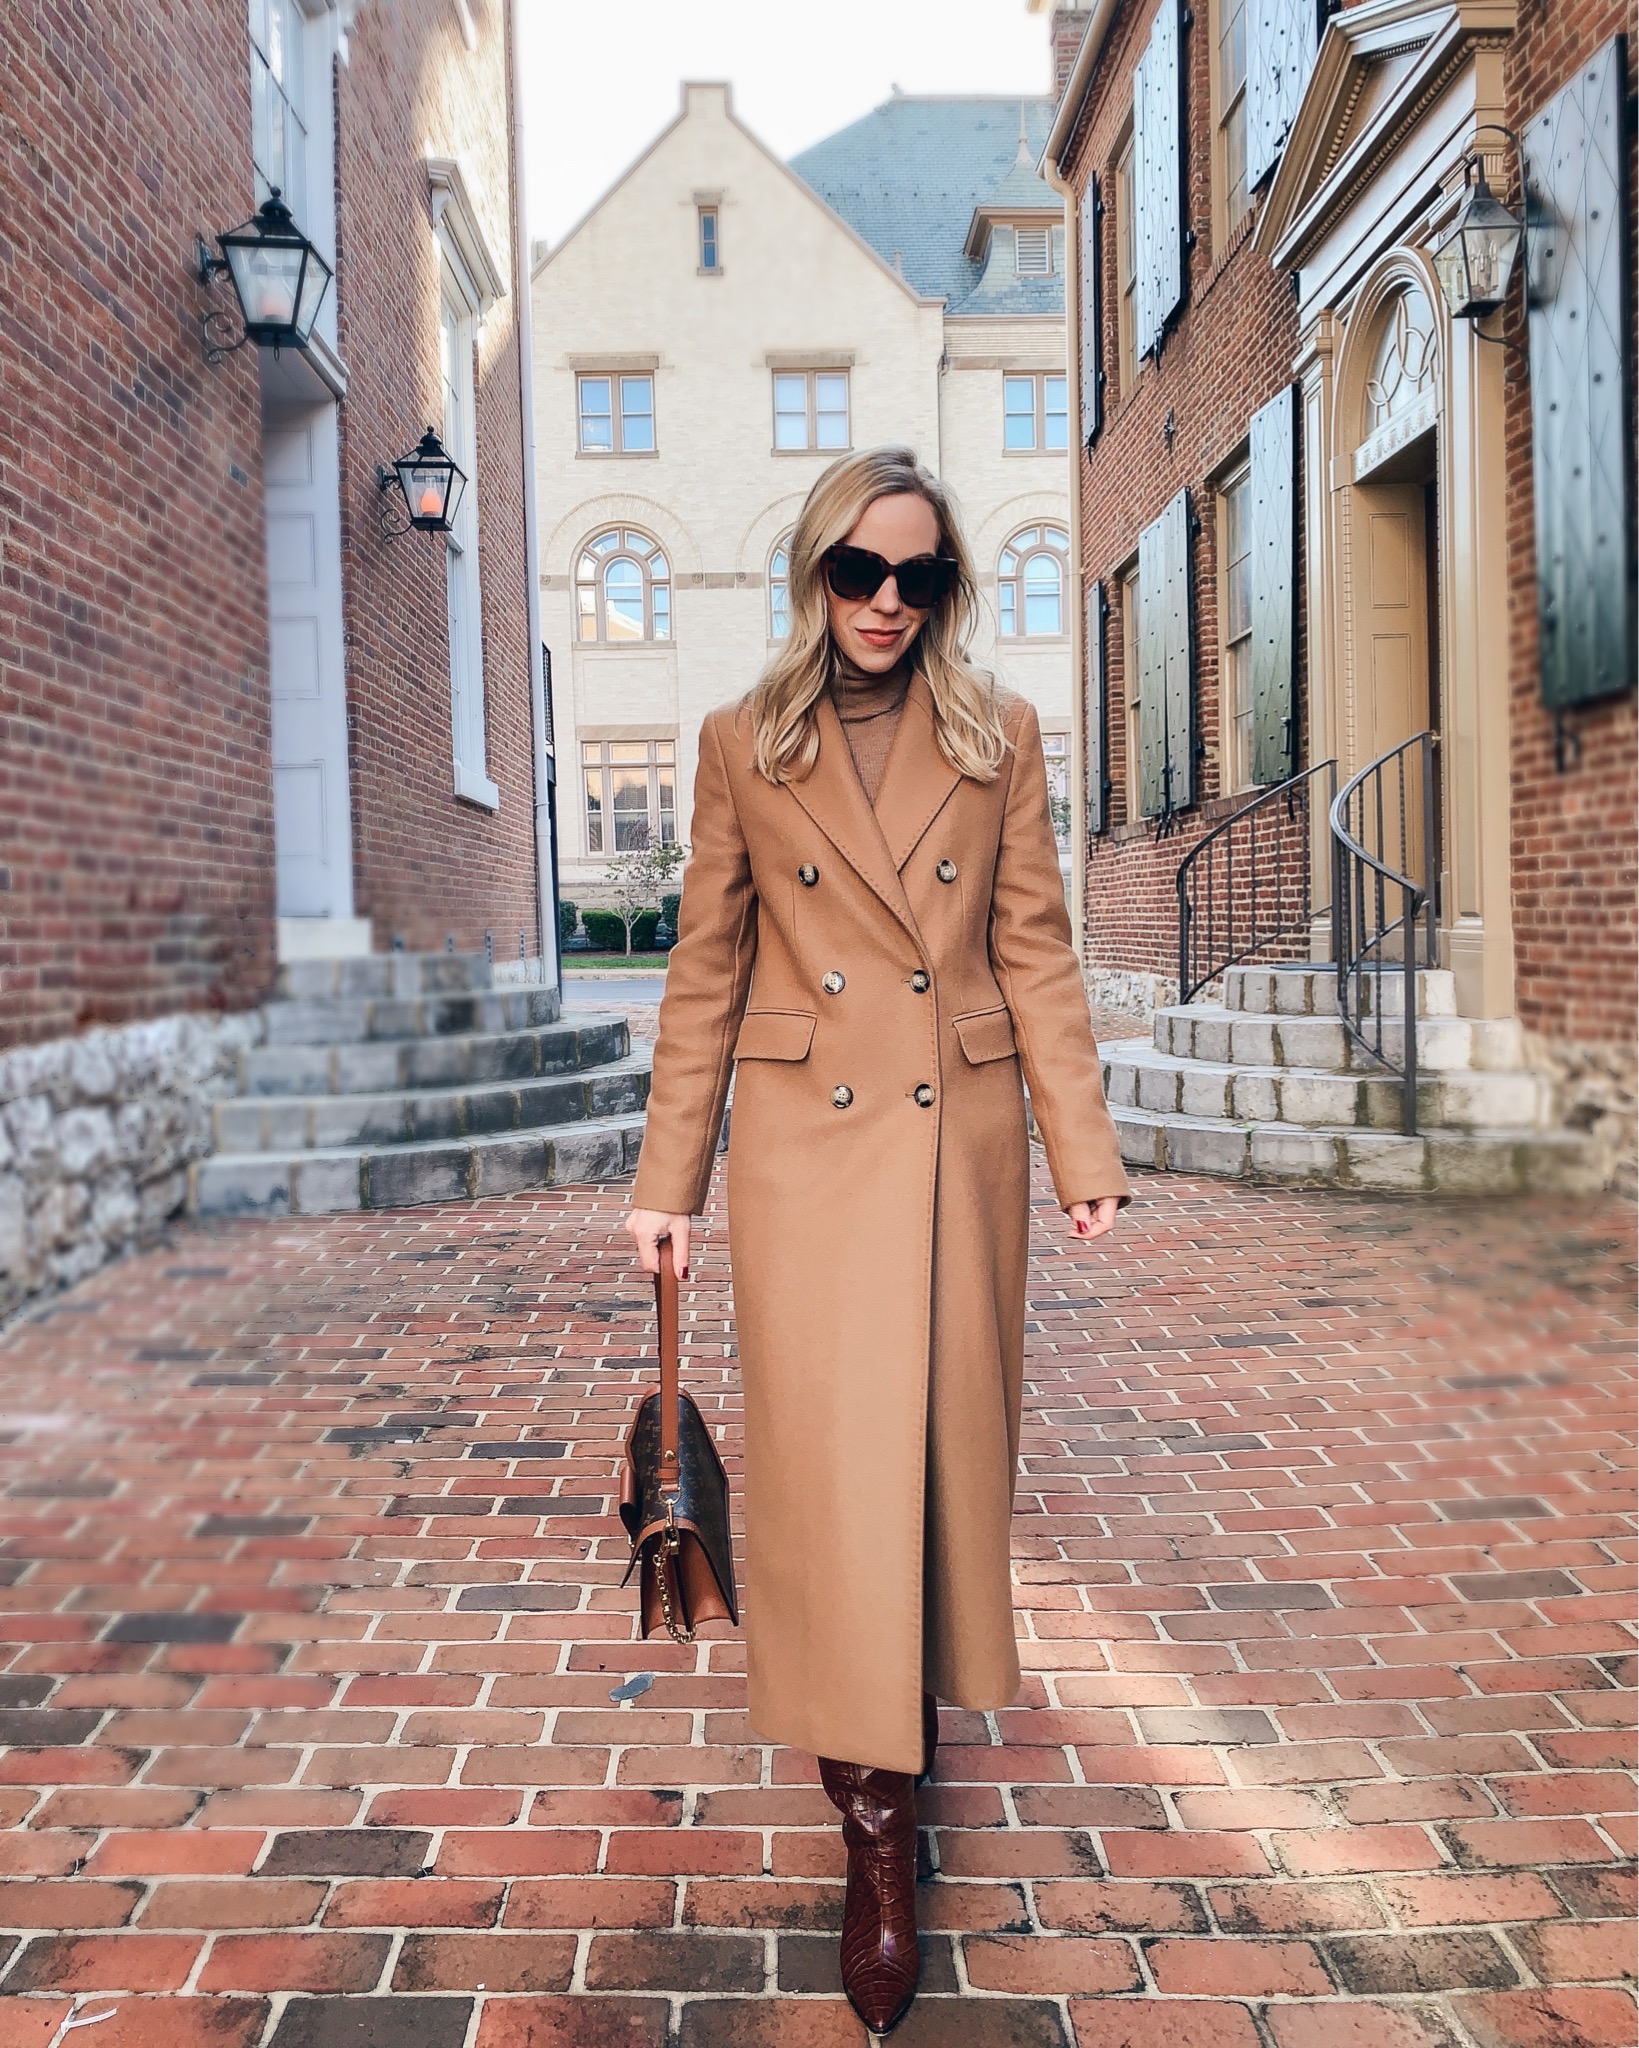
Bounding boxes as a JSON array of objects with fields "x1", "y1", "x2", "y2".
[{"x1": 226, "y1": 237, "x2": 306, "y2": 334}]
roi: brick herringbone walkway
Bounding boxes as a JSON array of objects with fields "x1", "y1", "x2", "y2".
[{"x1": 0, "y1": 1161, "x2": 1632, "y2": 2048}]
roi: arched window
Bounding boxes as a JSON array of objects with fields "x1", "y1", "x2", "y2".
[
  {"x1": 575, "y1": 528, "x2": 671, "y2": 643},
  {"x1": 769, "y1": 532, "x2": 793, "y2": 639},
  {"x1": 998, "y1": 525, "x2": 1069, "y2": 637}
]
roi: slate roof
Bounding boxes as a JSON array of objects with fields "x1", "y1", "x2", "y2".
[{"x1": 790, "y1": 95, "x2": 1062, "y2": 317}]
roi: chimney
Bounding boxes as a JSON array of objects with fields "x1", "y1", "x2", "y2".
[{"x1": 1048, "y1": 8, "x2": 1092, "y2": 105}]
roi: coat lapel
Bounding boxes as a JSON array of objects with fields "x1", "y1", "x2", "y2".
[
  {"x1": 873, "y1": 671, "x2": 965, "y2": 873},
  {"x1": 787, "y1": 690, "x2": 921, "y2": 938}
]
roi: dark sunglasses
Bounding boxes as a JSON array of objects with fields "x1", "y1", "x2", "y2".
[{"x1": 822, "y1": 543, "x2": 959, "y2": 611}]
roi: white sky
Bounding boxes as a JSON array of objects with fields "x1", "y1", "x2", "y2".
[{"x1": 516, "y1": 0, "x2": 1056, "y2": 249}]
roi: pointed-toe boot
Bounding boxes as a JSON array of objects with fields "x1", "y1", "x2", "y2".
[
  {"x1": 919, "y1": 1692, "x2": 939, "y2": 1785},
  {"x1": 818, "y1": 1756, "x2": 920, "y2": 2036}
]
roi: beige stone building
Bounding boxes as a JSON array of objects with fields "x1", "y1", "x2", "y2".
[{"x1": 531, "y1": 81, "x2": 1075, "y2": 903}]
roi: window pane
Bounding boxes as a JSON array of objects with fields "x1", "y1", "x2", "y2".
[
  {"x1": 999, "y1": 550, "x2": 1018, "y2": 575},
  {"x1": 770, "y1": 585, "x2": 789, "y2": 638},
  {"x1": 815, "y1": 408, "x2": 848, "y2": 449},
  {"x1": 774, "y1": 374, "x2": 808, "y2": 448},
  {"x1": 1000, "y1": 585, "x2": 1017, "y2": 635},
  {"x1": 1225, "y1": 99, "x2": 1249, "y2": 222},
  {"x1": 579, "y1": 377, "x2": 613, "y2": 450},
  {"x1": 590, "y1": 530, "x2": 620, "y2": 553},
  {"x1": 584, "y1": 770, "x2": 603, "y2": 851},
  {"x1": 577, "y1": 585, "x2": 598, "y2": 641},
  {"x1": 815, "y1": 374, "x2": 849, "y2": 448},
  {"x1": 651, "y1": 585, "x2": 670, "y2": 638},
  {"x1": 1004, "y1": 375, "x2": 1037, "y2": 451},
  {"x1": 604, "y1": 558, "x2": 644, "y2": 640},
  {"x1": 620, "y1": 376, "x2": 654, "y2": 452},
  {"x1": 1024, "y1": 554, "x2": 1062, "y2": 635},
  {"x1": 650, "y1": 554, "x2": 669, "y2": 579},
  {"x1": 1222, "y1": 0, "x2": 1247, "y2": 97},
  {"x1": 1045, "y1": 527, "x2": 1070, "y2": 552},
  {"x1": 816, "y1": 373, "x2": 847, "y2": 409},
  {"x1": 608, "y1": 743, "x2": 648, "y2": 764},
  {"x1": 699, "y1": 208, "x2": 719, "y2": 269},
  {"x1": 1044, "y1": 377, "x2": 1069, "y2": 449}
]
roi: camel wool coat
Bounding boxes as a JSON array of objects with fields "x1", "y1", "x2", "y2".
[{"x1": 631, "y1": 674, "x2": 1130, "y2": 1774}]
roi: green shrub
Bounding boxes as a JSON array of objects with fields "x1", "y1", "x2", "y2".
[
  {"x1": 581, "y1": 910, "x2": 626, "y2": 950},
  {"x1": 558, "y1": 899, "x2": 579, "y2": 945},
  {"x1": 631, "y1": 909, "x2": 660, "y2": 951},
  {"x1": 661, "y1": 892, "x2": 682, "y2": 931}
]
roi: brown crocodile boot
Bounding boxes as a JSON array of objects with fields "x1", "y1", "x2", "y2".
[{"x1": 817, "y1": 1756, "x2": 920, "y2": 2036}]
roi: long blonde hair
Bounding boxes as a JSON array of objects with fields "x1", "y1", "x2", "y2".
[{"x1": 746, "y1": 446, "x2": 1008, "y2": 785}]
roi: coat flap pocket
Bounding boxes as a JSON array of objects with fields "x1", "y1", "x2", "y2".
[
  {"x1": 953, "y1": 1006, "x2": 1018, "y2": 1064},
  {"x1": 733, "y1": 1009, "x2": 816, "y2": 1062}
]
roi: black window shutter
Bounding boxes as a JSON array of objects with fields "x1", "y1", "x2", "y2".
[
  {"x1": 1086, "y1": 579, "x2": 1109, "y2": 835},
  {"x1": 1248, "y1": 384, "x2": 1297, "y2": 783},
  {"x1": 1525, "y1": 37, "x2": 1634, "y2": 709},
  {"x1": 1133, "y1": 0, "x2": 1184, "y2": 359},
  {"x1": 1081, "y1": 177, "x2": 1105, "y2": 447}
]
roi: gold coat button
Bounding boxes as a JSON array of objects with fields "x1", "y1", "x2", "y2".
[
  {"x1": 910, "y1": 970, "x2": 930, "y2": 993},
  {"x1": 935, "y1": 859, "x2": 958, "y2": 883},
  {"x1": 798, "y1": 864, "x2": 819, "y2": 887},
  {"x1": 822, "y1": 970, "x2": 845, "y2": 995},
  {"x1": 831, "y1": 1084, "x2": 854, "y2": 1109},
  {"x1": 914, "y1": 1083, "x2": 935, "y2": 1107}
]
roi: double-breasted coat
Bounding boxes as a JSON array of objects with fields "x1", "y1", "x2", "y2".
[{"x1": 631, "y1": 674, "x2": 1130, "y2": 1774}]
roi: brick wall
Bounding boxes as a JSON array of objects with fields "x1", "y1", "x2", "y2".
[
  {"x1": 0, "y1": 0, "x2": 276, "y2": 1051},
  {"x1": 1503, "y1": 10, "x2": 1636, "y2": 1052},
  {"x1": 1060, "y1": 0, "x2": 1307, "y2": 991},
  {"x1": 333, "y1": 0, "x2": 541, "y2": 966}
]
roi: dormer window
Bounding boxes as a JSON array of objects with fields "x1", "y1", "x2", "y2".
[{"x1": 1014, "y1": 225, "x2": 1053, "y2": 276}]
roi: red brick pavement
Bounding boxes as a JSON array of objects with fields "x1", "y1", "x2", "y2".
[{"x1": 0, "y1": 1156, "x2": 1631, "y2": 2048}]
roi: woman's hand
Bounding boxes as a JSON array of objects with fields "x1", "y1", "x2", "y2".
[
  {"x1": 625, "y1": 1208, "x2": 691, "y2": 1279},
  {"x1": 1067, "y1": 1198, "x2": 1121, "y2": 1243}
]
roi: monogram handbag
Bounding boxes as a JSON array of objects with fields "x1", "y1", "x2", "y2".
[{"x1": 620, "y1": 1241, "x2": 738, "y2": 1643}]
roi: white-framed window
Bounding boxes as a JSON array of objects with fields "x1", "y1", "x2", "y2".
[
  {"x1": 249, "y1": 0, "x2": 308, "y2": 215},
  {"x1": 576, "y1": 528, "x2": 672, "y2": 643},
  {"x1": 1121, "y1": 561, "x2": 1142, "y2": 818},
  {"x1": 440, "y1": 277, "x2": 496, "y2": 810},
  {"x1": 583, "y1": 739, "x2": 677, "y2": 854},
  {"x1": 1042, "y1": 730, "x2": 1072, "y2": 851},
  {"x1": 773, "y1": 369, "x2": 850, "y2": 452},
  {"x1": 769, "y1": 534, "x2": 793, "y2": 639},
  {"x1": 998, "y1": 525, "x2": 1070, "y2": 638},
  {"x1": 698, "y1": 205, "x2": 721, "y2": 273},
  {"x1": 1115, "y1": 125, "x2": 1139, "y2": 396},
  {"x1": 1212, "y1": 0, "x2": 1251, "y2": 243},
  {"x1": 1218, "y1": 461, "x2": 1255, "y2": 791},
  {"x1": 1003, "y1": 373, "x2": 1070, "y2": 451},
  {"x1": 1014, "y1": 224, "x2": 1054, "y2": 276},
  {"x1": 578, "y1": 372, "x2": 655, "y2": 454}
]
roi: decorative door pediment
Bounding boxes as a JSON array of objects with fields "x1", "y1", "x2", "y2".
[{"x1": 1253, "y1": 0, "x2": 1517, "y2": 276}]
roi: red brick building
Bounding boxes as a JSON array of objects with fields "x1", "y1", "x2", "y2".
[
  {"x1": 1043, "y1": 0, "x2": 1635, "y2": 1180},
  {"x1": 1, "y1": 0, "x2": 553, "y2": 1053},
  {"x1": 1, "y1": 0, "x2": 563, "y2": 1308}
]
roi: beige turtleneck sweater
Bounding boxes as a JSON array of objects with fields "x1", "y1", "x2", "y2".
[{"x1": 830, "y1": 659, "x2": 911, "y2": 808}]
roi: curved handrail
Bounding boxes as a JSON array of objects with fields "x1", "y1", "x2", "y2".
[
  {"x1": 1176, "y1": 760, "x2": 1337, "y2": 1005},
  {"x1": 1329, "y1": 730, "x2": 1440, "y2": 1135},
  {"x1": 1329, "y1": 735, "x2": 1429, "y2": 902}
]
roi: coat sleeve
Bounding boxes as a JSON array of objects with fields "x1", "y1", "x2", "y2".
[
  {"x1": 630, "y1": 708, "x2": 758, "y2": 1217},
  {"x1": 988, "y1": 699, "x2": 1132, "y2": 1211}
]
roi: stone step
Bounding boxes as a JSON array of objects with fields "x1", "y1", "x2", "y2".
[
  {"x1": 211, "y1": 1051, "x2": 652, "y2": 1154},
  {"x1": 235, "y1": 1015, "x2": 628, "y2": 1099},
  {"x1": 1154, "y1": 1004, "x2": 1527, "y2": 1074},
  {"x1": 259, "y1": 985, "x2": 564, "y2": 1052},
  {"x1": 191, "y1": 1112, "x2": 649, "y2": 1218},
  {"x1": 1109, "y1": 1104, "x2": 1604, "y2": 1196},
  {"x1": 1103, "y1": 1043, "x2": 1551, "y2": 1132},
  {"x1": 276, "y1": 952, "x2": 500, "y2": 1001},
  {"x1": 1223, "y1": 964, "x2": 1458, "y2": 1018}
]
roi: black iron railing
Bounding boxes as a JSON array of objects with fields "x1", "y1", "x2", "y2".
[
  {"x1": 1176, "y1": 761, "x2": 1338, "y2": 1005},
  {"x1": 1330, "y1": 732, "x2": 1441, "y2": 1136}
]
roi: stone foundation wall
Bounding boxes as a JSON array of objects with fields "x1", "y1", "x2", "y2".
[
  {"x1": 1526, "y1": 1035, "x2": 1638, "y2": 1200},
  {"x1": 0, "y1": 1012, "x2": 264, "y2": 1326}
]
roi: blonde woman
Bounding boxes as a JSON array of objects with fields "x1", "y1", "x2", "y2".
[{"x1": 625, "y1": 446, "x2": 1128, "y2": 2035}]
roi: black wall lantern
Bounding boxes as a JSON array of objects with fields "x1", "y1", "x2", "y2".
[
  {"x1": 197, "y1": 187, "x2": 333, "y2": 361},
  {"x1": 1432, "y1": 144, "x2": 1525, "y2": 322},
  {"x1": 377, "y1": 427, "x2": 466, "y2": 539}
]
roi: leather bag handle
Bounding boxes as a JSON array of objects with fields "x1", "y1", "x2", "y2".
[{"x1": 653, "y1": 1236, "x2": 681, "y2": 1489}]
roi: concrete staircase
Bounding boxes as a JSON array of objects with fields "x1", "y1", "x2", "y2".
[
  {"x1": 1101, "y1": 964, "x2": 1603, "y2": 1194},
  {"x1": 190, "y1": 953, "x2": 650, "y2": 1216}
]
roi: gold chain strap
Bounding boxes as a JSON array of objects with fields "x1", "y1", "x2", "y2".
[{"x1": 654, "y1": 1495, "x2": 695, "y2": 1645}]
